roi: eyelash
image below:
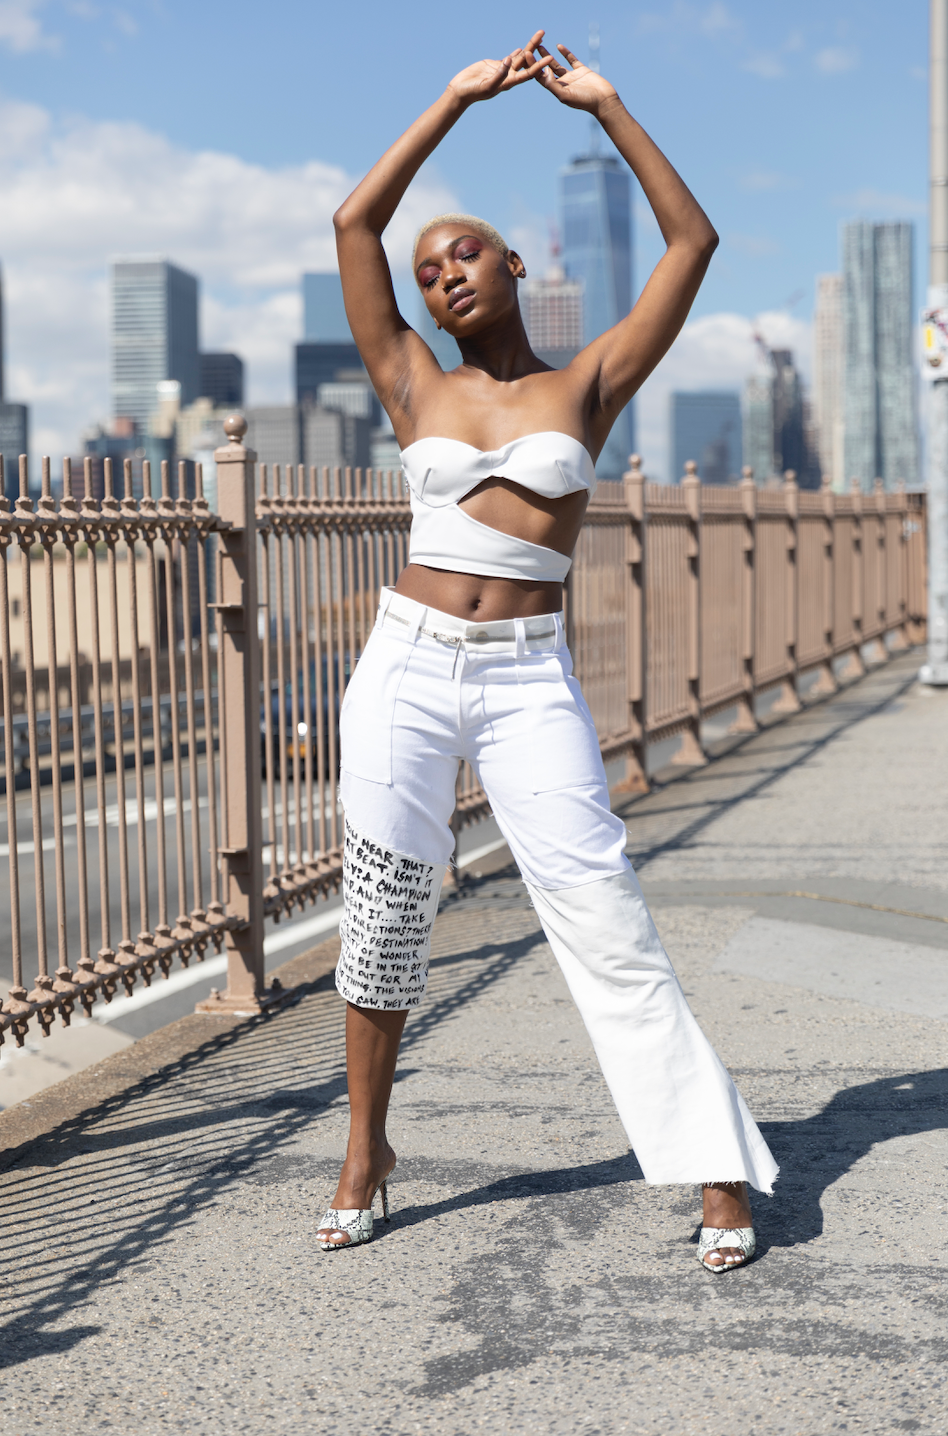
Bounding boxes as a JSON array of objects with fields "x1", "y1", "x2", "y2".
[{"x1": 422, "y1": 249, "x2": 482, "y2": 289}]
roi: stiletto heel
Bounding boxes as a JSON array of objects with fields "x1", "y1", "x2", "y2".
[{"x1": 317, "y1": 1175, "x2": 393, "y2": 1251}]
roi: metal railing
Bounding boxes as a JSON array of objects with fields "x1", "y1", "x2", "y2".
[{"x1": 0, "y1": 421, "x2": 927, "y2": 1041}]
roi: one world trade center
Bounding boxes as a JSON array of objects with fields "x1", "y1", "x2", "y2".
[{"x1": 559, "y1": 150, "x2": 635, "y2": 481}]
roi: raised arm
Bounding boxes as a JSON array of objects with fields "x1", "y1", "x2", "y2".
[
  {"x1": 333, "y1": 41, "x2": 550, "y2": 430},
  {"x1": 530, "y1": 42, "x2": 718, "y2": 444}
]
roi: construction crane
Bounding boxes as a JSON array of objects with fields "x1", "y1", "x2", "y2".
[{"x1": 750, "y1": 289, "x2": 806, "y2": 369}]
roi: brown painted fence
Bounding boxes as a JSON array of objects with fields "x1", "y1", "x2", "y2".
[{"x1": 0, "y1": 424, "x2": 927, "y2": 1042}]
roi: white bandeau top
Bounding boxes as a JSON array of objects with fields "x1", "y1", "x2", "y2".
[{"x1": 399, "y1": 431, "x2": 597, "y2": 583}]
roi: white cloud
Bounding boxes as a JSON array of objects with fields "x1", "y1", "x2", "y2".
[
  {"x1": 738, "y1": 169, "x2": 796, "y2": 193},
  {"x1": 833, "y1": 188, "x2": 926, "y2": 218},
  {"x1": 636, "y1": 309, "x2": 812, "y2": 482},
  {"x1": 727, "y1": 232, "x2": 781, "y2": 259},
  {"x1": 0, "y1": 0, "x2": 56, "y2": 52},
  {"x1": 700, "y1": 3, "x2": 740, "y2": 35},
  {"x1": 0, "y1": 98, "x2": 456, "y2": 461},
  {"x1": 742, "y1": 52, "x2": 785, "y2": 80},
  {"x1": 815, "y1": 46, "x2": 859, "y2": 75}
]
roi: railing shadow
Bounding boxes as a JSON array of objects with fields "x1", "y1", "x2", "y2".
[
  {"x1": 370, "y1": 1067, "x2": 948, "y2": 1258},
  {"x1": 623, "y1": 662, "x2": 919, "y2": 872},
  {"x1": 0, "y1": 922, "x2": 544, "y2": 1371}
]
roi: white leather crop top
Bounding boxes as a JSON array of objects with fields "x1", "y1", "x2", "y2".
[{"x1": 399, "y1": 431, "x2": 597, "y2": 584}]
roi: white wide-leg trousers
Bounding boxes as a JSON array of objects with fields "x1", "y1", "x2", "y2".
[{"x1": 337, "y1": 589, "x2": 779, "y2": 1193}]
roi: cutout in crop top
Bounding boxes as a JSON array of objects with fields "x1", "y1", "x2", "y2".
[{"x1": 399, "y1": 431, "x2": 597, "y2": 583}]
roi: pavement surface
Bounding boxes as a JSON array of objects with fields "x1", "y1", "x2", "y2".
[{"x1": 1, "y1": 648, "x2": 947, "y2": 1435}]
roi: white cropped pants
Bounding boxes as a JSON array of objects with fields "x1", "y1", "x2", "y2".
[{"x1": 338, "y1": 589, "x2": 779, "y2": 1192}]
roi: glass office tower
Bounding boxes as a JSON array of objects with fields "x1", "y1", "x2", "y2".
[
  {"x1": 671, "y1": 391, "x2": 742, "y2": 485},
  {"x1": 560, "y1": 153, "x2": 634, "y2": 479},
  {"x1": 111, "y1": 259, "x2": 200, "y2": 432},
  {"x1": 842, "y1": 220, "x2": 918, "y2": 489},
  {"x1": 303, "y1": 272, "x2": 353, "y2": 342}
]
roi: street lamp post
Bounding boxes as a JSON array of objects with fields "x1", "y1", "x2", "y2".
[{"x1": 922, "y1": 0, "x2": 948, "y2": 684}]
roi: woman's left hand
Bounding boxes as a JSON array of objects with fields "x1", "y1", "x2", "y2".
[
  {"x1": 447, "y1": 32, "x2": 552, "y2": 105},
  {"x1": 526, "y1": 39, "x2": 620, "y2": 114}
]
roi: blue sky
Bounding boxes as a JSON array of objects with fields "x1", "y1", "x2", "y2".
[{"x1": 0, "y1": 0, "x2": 929, "y2": 478}]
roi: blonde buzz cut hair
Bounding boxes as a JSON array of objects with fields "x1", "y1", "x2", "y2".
[{"x1": 412, "y1": 213, "x2": 510, "y2": 271}]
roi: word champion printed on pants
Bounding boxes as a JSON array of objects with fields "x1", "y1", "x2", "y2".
[{"x1": 336, "y1": 820, "x2": 445, "y2": 1009}]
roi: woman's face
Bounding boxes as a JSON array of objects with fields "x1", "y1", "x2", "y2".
[{"x1": 414, "y1": 226, "x2": 522, "y2": 337}]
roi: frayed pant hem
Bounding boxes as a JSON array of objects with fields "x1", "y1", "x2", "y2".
[{"x1": 640, "y1": 1169, "x2": 778, "y2": 1196}]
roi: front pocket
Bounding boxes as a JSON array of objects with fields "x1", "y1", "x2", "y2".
[
  {"x1": 339, "y1": 631, "x2": 413, "y2": 785},
  {"x1": 525, "y1": 657, "x2": 605, "y2": 794}
]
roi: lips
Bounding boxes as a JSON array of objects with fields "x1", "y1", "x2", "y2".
[{"x1": 448, "y1": 287, "x2": 475, "y2": 312}]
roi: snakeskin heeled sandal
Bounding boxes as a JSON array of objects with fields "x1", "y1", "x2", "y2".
[
  {"x1": 317, "y1": 1180, "x2": 390, "y2": 1251},
  {"x1": 697, "y1": 1226, "x2": 756, "y2": 1272}
]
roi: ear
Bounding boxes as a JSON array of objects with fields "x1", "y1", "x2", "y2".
[{"x1": 507, "y1": 250, "x2": 527, "y2": 281}]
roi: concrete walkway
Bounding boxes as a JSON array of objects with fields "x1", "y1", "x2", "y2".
[{"x1": 1, "y1": 650, "x2": 947, "y2": 1434}]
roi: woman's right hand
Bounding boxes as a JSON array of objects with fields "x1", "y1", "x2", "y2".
[{"x1": 446, "y1": 32, "x2": 550, "y2": 105}]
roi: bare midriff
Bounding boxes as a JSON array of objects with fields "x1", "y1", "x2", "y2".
[{"x1": 393, "y1": 477, "x2": 590, "y2": 620}]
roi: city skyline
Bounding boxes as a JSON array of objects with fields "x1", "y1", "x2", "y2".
[{"x1": 0, "y1": 4, "x2": 928, "y2": 484}]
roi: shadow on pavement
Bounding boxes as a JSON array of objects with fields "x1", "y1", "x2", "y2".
[
  {"x1": 0, "y1": 927, "x2": 543, "y2": 1372},
  {"x1": 757, "y1": 1066, "x2": 948, "y2": 1252},
  {"x1": 622, "y1": 664, "x2": 918, "y2": 873}
]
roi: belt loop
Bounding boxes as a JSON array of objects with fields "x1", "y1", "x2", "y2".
[
  {"x1": 406, "y1": 603, "x2": 424, "y2": 644},
  {"x1": 378, "y1": 588, "x2": 394, "y2": 621},
  {"x1": 514, "y1": 617, "x2": 526, "y2": 660},
  {"x1": 554, "y1": 612, "x2": 565, "y2": 650}
]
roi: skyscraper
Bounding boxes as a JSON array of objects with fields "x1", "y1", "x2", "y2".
[
  {"x1": 416, "y1": 297, "x2": 460, "y2": 371},
  {"x1": 521, "y1": 266, "x2": 583, "y2": 369},
  {"x1": 295, "y1": 342, "x2": 364, "y2": 405},
  {"x1": 743, "y1": 374, "x2": 775, "y2": 483},
  {"x1": 0, "y1": 261, "x2": 30, "y2": 501},
  {"x1": 560, "y1": 152, "x2": 634, "y2": 479},
  {"x1": 671, "y1": 392, "x2": 742, "y2": 485},
  {"x1": 842, "y1": 220, "x2": 918, "y2": 489},
  {"x1": 200, "y1": 352, "x2": 244, "y2": 408},
  {"x1": 303, "y1": 272, "x2": 352, "y2": 342},
  {"x1": 772, "y1": 350, "x2": 807, "y2": 479},
  {"x1": 111, "y1": 259, "x2": 200, "y2": 431},
  {"x1": 813, "y1": 274, "x2": 845, "y2": 490}
]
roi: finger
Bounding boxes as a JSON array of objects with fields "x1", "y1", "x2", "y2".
[
  {"x1": 521, "y1": 28, "x2": 545, "y2": 53},
  {"x1": 537, "y1": 43, "x2": 567, "y2": 75},
  {"x1": 502, "y1": 56, "x2": 552, "y2": 87},
  {"x1": 557, "y1": 44, "x2": 583, "y2": 68}
]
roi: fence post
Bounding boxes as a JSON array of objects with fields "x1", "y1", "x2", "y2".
[
  {"x1": 772, "y1": 470, "x2": 802, "y2": 713},
  {"x1": 196, "y1": 415, "x2": 275, "y2": 1016},
  {"x1": 671, "y1": 461, "x2": 706, "y2": 766},
  {"x1": 864, "y1": 479, "x2": 889, "y2": 663},
  {"x1": 890, "y1": 480, "x2": 911, "y2": 649},
  {"x1": 840, "y1": 477, "x2": 867, "y2": 678},
  {"x1": 730, "y1": 466, "x2": 758, "y2": 733},
  {"x1": 614, "y1": 454, "x2": 648, "y2": 793},
  {"x1": 811, "y1": 474, "x2": 838, "y2": 694}
]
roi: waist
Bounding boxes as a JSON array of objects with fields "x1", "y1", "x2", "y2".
[{"x1": 377, "y1": 588, "x2": 565, "y2": 656}]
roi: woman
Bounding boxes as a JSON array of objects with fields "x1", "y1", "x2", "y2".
[{"x1": 319, "y1": 32, "x2": 779, "y2": 1270}]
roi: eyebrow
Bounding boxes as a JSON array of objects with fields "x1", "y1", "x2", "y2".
[{"x1": 415, "y1": 235, "x2": 484, "y2": 278}]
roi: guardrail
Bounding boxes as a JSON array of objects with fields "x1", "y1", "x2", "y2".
[{"x1": 0, "y1": 421, "x2": 927, "y2": 1041}]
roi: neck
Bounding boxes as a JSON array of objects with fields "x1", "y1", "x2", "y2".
[{"x1": 454, "y1": 309, "x2": 546, "y2": 383}]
